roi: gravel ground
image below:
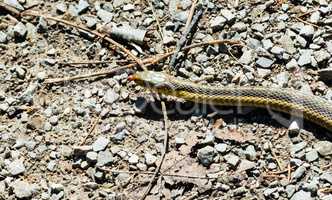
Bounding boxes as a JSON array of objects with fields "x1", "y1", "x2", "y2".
[{"x1": 1, "y1": 0, "x2": 332, "y2": 199}]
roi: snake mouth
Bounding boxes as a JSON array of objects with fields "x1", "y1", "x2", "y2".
[{"x1": 128, "y1": 74, "x2": 138, "y2": 81}]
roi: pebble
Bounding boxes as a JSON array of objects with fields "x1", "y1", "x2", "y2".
[
  {"x1": 76, "y1": 0, "x2": 90, "y2": 14},
  {"x1": 97, "y1": 9, "x2": 114, "y2": 23},
  {"x1": 290, "y1": 190, "x2": 313, "y2": 200},
  {"x1": 0, "y1": 31, "x2": 8, "y2": 43},
  {"x1": 47, "y1": 160, "x2": 57, "y2": 171},
  {"x1": 320, "y1": 172, "x2": 332, "y2": 184},
  {"x1": 49, "y1": 116, "x2": 59, "y2": 126},
  {"x1": 197, "y1": 146, "x2": 216, "y2": 166},
  {"x1": 7, "y1": 159, "x2": 26, "y2": 176},
  {"x1": 299, "y1": 25, "x2": 315, "y2": 39},
  {"x1": 56, "y1": 3, "x2": 67, "y2": 14},
  {"x1": 103, "y1": 89, "x2": 119, "y2": 104},
  {"x1": 128, "y1": 154, "x2": 139, "y2": 164},
  {"x1": 239, "y1": 50, "x2": 254, "y2": 65},
  {"x1": 144, "y1": 153, "x2": 157, "y2": 166},
  {"x1": 50, "y1": 183, "x2": 64, "y2": 193},
  {"x1": 220, "y1": 9, "x2": 235, "y2": 22},
  {"x1": 270, "y1": 46, "x2": 285, "y2": 56},
  {"x1": 286, "y1": 185, "x2": 296, "y2": 198},
  {"x1": 256, "y1": 68, "x2": 272, "y2": 78},
  {"x1": 256, "y1": 57, "x2": 274, "y2": 68},
  {"x1": 232, "y1": 22, "x2": 247, "y2": 32},
  {"x1": 215, "y1": 143, "x2": 227, "y2": 153},
  {"x1": 297, "y1": 50, "x2": 312, "y2": 66},
  {"x1": 244, "y1": 145, "x2": 257, "y2": 160},
  {"x1": 309, "y1": 11, "x2": 320, "y2": 23},
  {"x1": 313, "y1": 50, "x2": 330, "y2": 63},
  {"x1": 12, "y1": 181, "x2": 33, "y2": 198},
  {"x1": 96, "y1": 150, "x2": 113, "y2": 167},
  {"x1": 286, "y1": 59, "x2": 299, "y2": 70},
  {"x1": 210, "y1": 16, "x2": 226, "y2": 32},
  {"x1": 305, "y1": 150, "x2": 318, "y2": 162},
  {"x1": 314, "y1": 141, "x2": 332, "y2": 156},
  {"x1": 13, "y1": 22, "x2": 27, "y2": 39},
  {"x1": 86, "y1": 151, "x2": 98, "y2": 163},
  {"x1": 92, "y1": 136, "x2": 110, "y2": 152},
  {"x1": 262, "y1": 39, "x2": 273, "y2": 50},
  {"x1": 224, "y1": 153, "x2": 240, "y2": 168},
  {"x1": 237, "y1": 159, "x2": 256, "y2": 172},
  {"x1": 292, "y1": 165, "x2": 306, "y2": 180},
  {"x1": 36, "y1": 17, "x2": 48, "y2": 33}
]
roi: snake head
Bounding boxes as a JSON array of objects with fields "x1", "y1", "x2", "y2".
[{"x1": 128, "y1": 71, "x2": 170, "y2": 88}]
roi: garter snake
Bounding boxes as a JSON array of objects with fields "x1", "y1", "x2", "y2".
[{"x1": 129, "y1": 71, "x2": 332, "y2": 132}]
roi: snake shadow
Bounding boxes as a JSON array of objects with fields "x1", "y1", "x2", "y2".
[{"x1": 134, "y1": 97, "x2": 332, "y2": 141}]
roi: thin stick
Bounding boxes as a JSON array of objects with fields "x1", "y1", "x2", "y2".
[
  {"x1": 269, "y1": 166, "x2": 296, "y2": 175},
  {"x1": 169, "y1": 4, "x2": 203, "y2": 70},
  {"x1": 146, "y1": 0, "x2": 163, "y2": 40},
  {"x1": 185, "y1": 0, "x2": 198, "y2": 30},
  {"x1": 80, "y1": 116, "x2": 100, "y2": 145},
  {"x1": 287, "y1": 163, "x2": 291, "y2": 182},
  {"x1": 21, "y1": 11, "x2": 146, "y2": 70},
  {"x1": 294, "y1": 16, "x2": 319, "y2": 28},
  {"x1": 140, "y1": 101, "x2": 169, "y2": 200},
  {"x1": 59, "y1": 60, "x2": 115, "y2": 65},
  {"x1": 102, "y1": 169, "x2": 213, "y2": 180},
  {"x1": 45, "y1": 39, "x2": 242, "y2": 84}
]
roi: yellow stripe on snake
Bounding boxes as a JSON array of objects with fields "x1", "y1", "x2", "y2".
[{"x1": 129, "y1": 71, "x2": 332, "y2": 132}]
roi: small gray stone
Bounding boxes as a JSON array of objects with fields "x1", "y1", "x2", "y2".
[
  {"x1": 4, "y1": 0, "x2": 24, "y2": 11},
  {"x1": 12, "y1": 181, "x2": 33, "y2": 198},
  {"x1": 267, "y1": 162, "x2": 277, "y2": 170},
  {"x1": 270, "y1": 46, "x2": 285, "y2": 55},
  {"x1": 47, "y1": 160, "x2": 57, "y2": 171},
  {"x1": 320, "y1": 172, "x2": 332, "y2": 184},
  {"x1": 256, "y1": 57, "x2": 274, "y2": 68},
  {"x1": 97, "y1": 9, "x2": 114, "y2": 23},
  {"x1": 237, "y1": 159, "x2": 256, "y2": 172},
  {"x1": 299, "y1": 25, "x2": 315, "y2": 39},
  {"x1": 327, "y1": 41, "x2": 332, "y2": 55},
  {"x1": 197, "y1": 146, "x2": 216, "y2": 166},
  {"x1": 305, "y1": 150, "x2": 318, "y2": 162},
  {"x1": 13, "y1": 22, "x2": 27, "y2": 39},
  {"x1": 144, "y1": 153, "x2": 157, "y2": 166},
  {"x1": 286, "y1": 185, "x2": 296, "y2": 198},
  {"x1": 239, "y1": 50, "x2": 254, "y2": 65},
  {"x1": 128, "y1": 154, "x2": 139, "y2": 164},
  {"x1": 252, "y1": 23, "x2": 266, "y2": 32},
  {"x1": 262, "y1": 39, "x2": 273, "y2": 50},
  {"x1": 175, "y1": 137, "x2": 185, "y2": 145},
  {"x1": 92, "y1": 136, "x2": 110, "y2": 152},
  {"x1": 49, "y1": 116, "x2": 58, "y2": 126},
  {"x1": 220, "y1": 9, "x2": 235, "y2": 22},
  {"x1": 313, "y1": 50, "x2": 330, "y2": 63},
  {"x1": 274, "y1": 71, "x2": 289, "y2": 87},
  {"x1": 96, "y1": 150, "x2": 113, "y2": 166},
  {"x1": 286, "y1": 59, "x2": 299, "y2": 70},
  {"x1": 290, "y1": 190, "x2": 313, "y2": 200},
  {"x1": 8, "y1": 159, "x2": 26, "y2": 176},
  {"x1": 298, "y1": 50, "x2": 312, "y2": 66},
  {"x1": 123, "y1": 4, "x2": 135, "y2": 11},
  {"x1": 309, "y1": 11, "x2": 320, "y2": 24},
  {"x1": 83, "y1": 16, "x2": 97, "y2": 29},
  {"x1": 76, "y1": 0, "x2": 90, "y2": 14},
  {"x1": 264, "y1": 188, "x2": 278, "y2": 198},
  {"x1": 232, "y1": 22, "x2": 247, "y2": 32},
  {"x1": 291, "y1": 141, "x2": 307, "y2": 154},
  {"x1": 0, "y1": 103, "x2": 9, "y2": 113},
  {"x1": 244, "y1": 145, "x2": 256, "y2": 160},
  {"x1": 314, "y1": 141, "x2": 332, "y2": 156},
  {"x1": 210, "y1": 16, "x2": 226, "y2": 31},
  {"x1": 257, "y1": 68, "x2": 272, "y2": 78},
  {"x1": 15, "y1": 65, "x2": 26, "y2": 79},
  {"x1": 224, "y1": 153, "x2": 240, "y2": 168},
  {"x1": 215, "y1": 143, "x2": 227, "y2": 153},
  {"x1": 103, "y1": 89, "x2": 119, "y2": 104},
  {"x1": 292, "y1": 165, "x2": 306, "y2": 180},
  {"x1": 296, "y1": 35, "x2": 307, "y2": 47},
  {"x1": 50, "y1": 183, "x2": 64, "y2": 193},
  {"x1": 56, "y1": 3, "x2": 67, "y2": 14},
  {"x1": 86, "y1": 151, "x2": 98, "y2": 163},
  {"x1": 0, "y1": 31, "x2": 8, "y2": 43}
]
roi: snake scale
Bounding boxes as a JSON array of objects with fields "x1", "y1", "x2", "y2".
[{"x1": 129, "y1": 71, "x2": 332, "y2": 132}]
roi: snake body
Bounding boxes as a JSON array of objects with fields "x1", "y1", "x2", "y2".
[{"x1": 129, "y1": 71, "x2": 332, "y2": 131}]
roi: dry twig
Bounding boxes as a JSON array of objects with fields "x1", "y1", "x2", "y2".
[
  {"x1": 80, "y1": 116, "x2": 100, "y2": 145},
  {"x1": 21, "y1": 11, "x2": 146, "y2": 70},
  {"x1": 140, "y1": 101, "x2": 169, "y2": 200}
]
